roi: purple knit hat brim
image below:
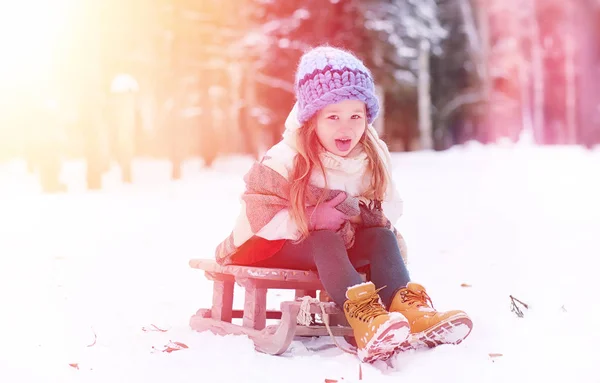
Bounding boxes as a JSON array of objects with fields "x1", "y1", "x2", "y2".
[
  {"x1": 294, "y1": 47, "x2": 379, "y2": 125},
  {"x1": 297, "y1": 86, "x2": 379, "y2": 124}
]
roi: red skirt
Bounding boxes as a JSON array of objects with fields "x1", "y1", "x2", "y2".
[{"x1": 228, "y1": 236, "x2": 287, "y2": 266}]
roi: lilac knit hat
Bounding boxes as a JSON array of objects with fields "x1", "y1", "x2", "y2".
[{"x1": 294, "y1": 46, "x2": 379, "y2": 124}]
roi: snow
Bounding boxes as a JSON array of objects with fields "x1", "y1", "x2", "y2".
[
  {"x1": 364, "y1": 0, "x2": 446, "y2": 55},
  {"x1": 292, "y1": 8, "x2": 310, "y2": 20},
  {"x1": 278, "y1": 38, "x2": 291, "y2": 49},
  {"x1": 1, "y1": 144, "x2": 599, "y2": 382}
]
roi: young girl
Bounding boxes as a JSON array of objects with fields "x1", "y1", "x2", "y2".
[{"x1": 215, "y1": 46, "x2": 473, "y2": 363}]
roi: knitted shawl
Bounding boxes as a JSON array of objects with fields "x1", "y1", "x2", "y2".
[{"x1": 214, "y1": 104, "x2": 408, "y2": 266}]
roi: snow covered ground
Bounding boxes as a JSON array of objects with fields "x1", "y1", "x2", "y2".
[{"x1": 1, "y1": 143, "x2": 599, "y2": 382}]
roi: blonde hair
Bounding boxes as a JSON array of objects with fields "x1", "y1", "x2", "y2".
[{"x1": 289, "y1": 118, "x2": 390, "y2": 241}]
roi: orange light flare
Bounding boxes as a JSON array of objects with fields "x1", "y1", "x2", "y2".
[
  {"x1": 0, "y1": 0, "x2": 75, "y2": 157},
  {"x1": 0, "y1": 0, "x2": 73, "y2": 91}
]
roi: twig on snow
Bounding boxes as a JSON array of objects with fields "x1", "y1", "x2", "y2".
[
  {"x1": 87, "y1": 329, "x2": 97, "y2": 347},
  {"x1": 510, "y1": 295, "x2": 529, "y2": 318},
  {"x1": 142, "y1": 324, "x2": 169, "y2": 332}
]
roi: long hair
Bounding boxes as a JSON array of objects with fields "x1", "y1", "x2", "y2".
[{"x1": 288, "y1": 118, "x2": 390, "y2": 241}]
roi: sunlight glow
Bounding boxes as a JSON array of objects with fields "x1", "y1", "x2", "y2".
[{"x1": 0, "y1": 0, "x2": 72, "y2": 88}]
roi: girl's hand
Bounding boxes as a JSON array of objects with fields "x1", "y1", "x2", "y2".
[{"x1": 306, "y1": 192, "x2": 352, "y2": 231}]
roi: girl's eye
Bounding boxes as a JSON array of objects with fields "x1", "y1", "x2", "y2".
[
  {"x1": 327, "y1": 115, "x2": 339, "y2": 120},
  {"x1": 351, "y1": 114, "x2": 363, "y2": 120}
]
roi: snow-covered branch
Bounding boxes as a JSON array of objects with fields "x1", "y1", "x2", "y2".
[{"x1": 439, "y1": 91, "x2": 485, "y2": 119}]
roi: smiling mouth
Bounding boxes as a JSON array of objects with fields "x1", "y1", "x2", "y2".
[{"x1": 335, "y1": 138, "x2": 352, "y2": 151}]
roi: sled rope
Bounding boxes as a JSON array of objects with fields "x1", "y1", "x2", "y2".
[
  {"x1": 296, "y1": 295, "x2": 316, "y2": 326},
  {"x1": 296, "y1": 296, "x2": 357, "y2": 355}
]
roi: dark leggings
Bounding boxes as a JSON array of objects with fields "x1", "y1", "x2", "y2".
[{"x1": 248, "y1": 227, "x2": 410, "y2": 309}]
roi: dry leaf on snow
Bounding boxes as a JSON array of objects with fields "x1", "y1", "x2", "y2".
[
  {"x1": 142, "y1": 324, "x2": 169, "y2": 332},
  {"x1": 153, "y1": 341, "x2": 189, "y2": 353}
]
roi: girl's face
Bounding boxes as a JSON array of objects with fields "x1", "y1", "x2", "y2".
[{"x1": 314, "y1": 99, "x2": 367, "y2": 157}]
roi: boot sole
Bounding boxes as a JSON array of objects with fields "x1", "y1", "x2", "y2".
[
  {"x1": 358, "y1": 314, "x2": 410, "y2": 363},
  {"x1": 397, "y1": 313, "x2": 473, "y2": 351}
]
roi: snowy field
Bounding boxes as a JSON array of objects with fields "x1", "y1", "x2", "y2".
[{"x1": 1, "y1": 143, "x2": 599, "y2": 383}]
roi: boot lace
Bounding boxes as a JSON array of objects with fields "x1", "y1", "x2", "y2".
[
  {"x1": 345, "y1": 287, "x2": 388, "y2": 322},
  {"x1": 400, "y1": 288, "x2": 436, "y2": 310}
]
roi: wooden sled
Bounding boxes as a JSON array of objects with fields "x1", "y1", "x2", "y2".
[{"x1": 188, "y1": 259, "x2": 357, "y2": 355}]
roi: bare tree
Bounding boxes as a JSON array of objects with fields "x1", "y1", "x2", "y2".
[
  {"x1": 418, "y1": 39, "x2": 433, "y2": 149},
  {"x1": 564, "y1": 1, "x2": 577, "y2": 144},
  {"x1": 528, "y1": 0, "x2": 545, "y2": 143}
]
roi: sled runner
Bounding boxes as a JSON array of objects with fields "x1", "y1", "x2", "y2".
[{"x1": 188, "y1": 259, "x2": 358, "y2": 355}]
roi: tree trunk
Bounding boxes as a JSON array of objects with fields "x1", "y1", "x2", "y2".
[
  {"x1": 564, "y1": 1, "x2": 577, "y2": 144},
  {"x1": 458, "y1": 0, "x2": 485, "y2": 81},
  {"x1": 529, "y1": 0, "x2": 545, "y2": 143},
  {"x1": 518, "y1": 0, "x2": 534, "y2": 143},
  {"x1": 475, "y1": 0, "x2": 492, "y2": 143},
  {"x1": 418, "y1": 39, "x2": 433, "y2": 150},
  {"x1": 575, "y1": 0, "x2": 600, "y2": 148}
]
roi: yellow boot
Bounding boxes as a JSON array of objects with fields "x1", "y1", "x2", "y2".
[
  {"x1": 389, "y1": 283, "x2": 473, "y2": 350},
  {"x1": 343, "y1": 282, "x2": 410, "y2": 363}
]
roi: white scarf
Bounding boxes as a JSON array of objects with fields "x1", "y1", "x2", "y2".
[{"x1": 282, "y1": 102, "x2": 395, "y2": 183}]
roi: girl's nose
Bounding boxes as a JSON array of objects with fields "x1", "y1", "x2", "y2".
[
  {"x1": 338, "y1": 119, "x2": 352, "y2": 129},
  {"x1": 339, "y1": 121, "x2": 355, "y2": 132}
]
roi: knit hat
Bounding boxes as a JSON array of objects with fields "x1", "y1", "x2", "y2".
[{"x1": 294, "y1": 46, "x2": 379, "y2": 124}]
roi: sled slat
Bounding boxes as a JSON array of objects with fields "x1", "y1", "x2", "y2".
[
  {"x1": 189, "y1": 259, "x2": 322, "y2": 284},
  {"x1": 294, "y1": 325, "x2": 354, "y2": 337}
]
